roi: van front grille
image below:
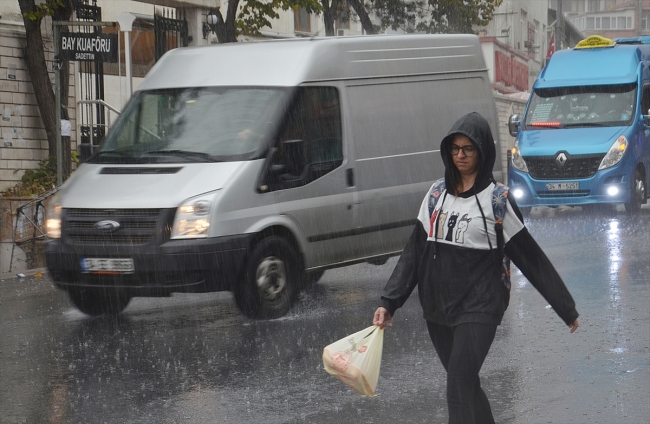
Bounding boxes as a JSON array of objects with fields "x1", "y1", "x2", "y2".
[
  {"x1": 525, "y1": 154, "x2": 604, "y2": 180},
  {"x1": 63, "y1": 208, "x2": 168, "y2": 246}
]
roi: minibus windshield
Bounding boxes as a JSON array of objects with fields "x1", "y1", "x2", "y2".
[
  {"x1": 92, "y1": 87, "x2": 287, "y2": 164},
  {"x1": 524, "y1": 83, "x2": 636, "y2": 129}
]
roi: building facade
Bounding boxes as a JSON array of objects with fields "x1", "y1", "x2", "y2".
[{"x1": 564, "y1": 0, "x2": 649, "y2": 39}]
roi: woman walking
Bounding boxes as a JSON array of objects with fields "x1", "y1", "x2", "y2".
[{"x1": 373, "y1": 112, "x2": 579, "y2": 424}]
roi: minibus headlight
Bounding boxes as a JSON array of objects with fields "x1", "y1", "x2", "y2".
[
  {"x1": 46, "y1": 204, "x2": 62, "y2": 239},
  {"x1": 511, "y1": 141, "x2": 529, "y2": 172},
  {"x1": 598, "y1": 136, "x2": 627, "y2": 170},
  {"x1": 512, "y1": 187, "x2": 525, "y2": 199},
  {"x1": 172, "y1": 198, "x2": 213, "y2": 239}
]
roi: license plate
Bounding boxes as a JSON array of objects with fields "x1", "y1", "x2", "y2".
[
  {"x1": 80, "y1": 258, "x2": 134, "y2": 274},
  {"x1": 546, "y1": 182, "x2": 579, "y2": 190}
]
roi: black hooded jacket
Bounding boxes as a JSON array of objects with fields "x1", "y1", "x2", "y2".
[{"x1": 379, "y1": 112, "x2": 579, "y2": 327}]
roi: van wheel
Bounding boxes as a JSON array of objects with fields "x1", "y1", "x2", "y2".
[
  {"x1": 235, "y1": 236, "x2": 300, "y2": 319},
  {"x1": 624, "y1": 167, "x2": 645, "y2": 215},
  {"x1": 67, "y1": 289, "x2": 131, "y2": 316}
]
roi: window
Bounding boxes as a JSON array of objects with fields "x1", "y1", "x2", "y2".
[
  {"x1": 336, "y1": 0, "x2": 350, "y2": 30},
  {"x1": 294, "y1": 8, "x2": 311, "y2": 33},
  {"x1": 643, "y1": 14, "x2": 650, "y2": 30},
  {"x1": 588, "y1": 0, "x2": 601, "y2": 12},
  {"x1": 272, "y1": 87, "x2": 343, "y2": 187},
  {"x1": 642, "y1": 85, "x2": 650, "y2": 115},
  {"x1": 525, "y1": 84, "x2": 637, "y2": 128},
  {"x1": 587, "y1": 17, "x2": 595, "y2": 29},
  {"x1": 97, "y1": 87, "x2": 288, "y2": 164},
  {"x1": 602, "y1": 17, "x2": 610, "y2": 29}
]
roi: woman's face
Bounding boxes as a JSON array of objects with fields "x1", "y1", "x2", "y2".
[{"x1": 450, "y1": 135, "x2": 480, "y2": 177}]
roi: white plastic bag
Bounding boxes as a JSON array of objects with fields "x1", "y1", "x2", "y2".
[{"x1": 322, "y1": 325, "x2": 384, "y2": 396}]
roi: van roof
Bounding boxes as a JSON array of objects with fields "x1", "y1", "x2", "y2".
[
  {"x1": 138, "y1": 34, "x2": 486, "y2": 90},
  {"x1": 536, "y1": 42, "x2": 650, "y2": 88}
]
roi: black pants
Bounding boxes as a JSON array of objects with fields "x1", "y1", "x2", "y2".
[{"x1": 427, "y1": 321, "x2": 497, "y2": 424}]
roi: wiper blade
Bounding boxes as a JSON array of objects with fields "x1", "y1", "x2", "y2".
[{"x1": 142, "y1": 150, "x2": 218, "y2": 162}]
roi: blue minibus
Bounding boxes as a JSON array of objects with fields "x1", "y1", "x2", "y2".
[{"x1": 508, "y1": 35, "x2": 650, "y2": 214}]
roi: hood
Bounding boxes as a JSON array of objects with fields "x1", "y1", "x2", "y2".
[
  {"x1": 440, "y1": 112, "x2": 496, "y2": 194},
  {"x1": 55, "y1": 161, "x2": 246, "y2": 209}
]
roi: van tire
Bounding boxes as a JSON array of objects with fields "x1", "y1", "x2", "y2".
[
  {"x1": 624, "y1": 166, "x2": 645, "y2": 215},
  {"x1": 235, "y1": 236, "x2": 300, "y2": 319},
  {"x1": 67, "y1": 288, "x2": 131, "y2": 316}
]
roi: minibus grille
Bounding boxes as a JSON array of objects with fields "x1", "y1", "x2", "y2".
[
  {"x1": 537, "y1": 190, "x2": 590, "y2": 198},
  {"x1": 63, "y1": 208, "x2": 170, "y2": 245},
  {"x1": 525, "y1": 154, "x2": 604, "y2": 180}
]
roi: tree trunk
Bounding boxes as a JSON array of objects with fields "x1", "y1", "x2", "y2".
[
  {"x1": 321, "y1": 0, "x2": 339, "y2": 37},
  {"x1": 347, "y1": 0, "x2": 375, "y2": 34},
  {"x1": 211, "y1": 1, "x2": 239, "y2": 43},
  {"x1": 18, "y1": 0, "x2": 57, "y2": 161}
]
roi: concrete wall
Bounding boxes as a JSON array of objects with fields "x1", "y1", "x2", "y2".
[{"x1": 0, "y1": 18, "x2": 76, "y2": 193}]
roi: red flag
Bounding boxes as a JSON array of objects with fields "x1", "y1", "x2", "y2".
[{"x1": 546, "y1": 34, "x2": 555, "y2": 59}]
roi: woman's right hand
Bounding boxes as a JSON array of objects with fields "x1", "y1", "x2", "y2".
[{"x1": 373, "y1": 307, "x2": 392, "y2": 329}]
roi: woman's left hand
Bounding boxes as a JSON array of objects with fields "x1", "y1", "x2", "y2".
[{"x1": 568, "y1": 319, "x2": 579, "y2": 333}]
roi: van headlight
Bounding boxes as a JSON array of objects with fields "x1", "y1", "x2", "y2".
[
  {"x1": 46, "y1": 204, "x2": 62, "y2": 239},
  {"x1": 511, "y1": 141, "x2": 529, "y2": 172},
  {"x1": 171, "y1": 197, "x2": 213, "y2": 239},
  {"x1": 598, "y1": 136, "x2": 627, "y2": 170}
]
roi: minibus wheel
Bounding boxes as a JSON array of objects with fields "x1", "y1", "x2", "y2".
[
  {"x1": 67, "y1": 288, "x2": 131, "y2": 316},
  {"x1": 624, "y1": 167, "x2": 645, "y2": 214},
  {"x1": 235, "y1": 236, "x2": 299, "y2": 319}
]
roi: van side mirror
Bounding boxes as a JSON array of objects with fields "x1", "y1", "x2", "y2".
[
  {"x1": 643, "y1": 113, "x2": 650, "y2": 127},
  {"x1": 508, "y1": 114, "x2": 521, "y2": 137}
]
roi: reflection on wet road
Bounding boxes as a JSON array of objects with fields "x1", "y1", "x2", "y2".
[{"x1": 1, "y1": 206, "x2": 648, "y2": 423}]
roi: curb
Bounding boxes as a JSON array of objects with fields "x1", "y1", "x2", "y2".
[{"x1": 0, "y1": 267, "x2": 48, "y2": 281}]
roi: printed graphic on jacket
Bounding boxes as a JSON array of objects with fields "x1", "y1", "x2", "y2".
[{"x1": 418, "y1": 182, "x2": 525, "y2": 250}]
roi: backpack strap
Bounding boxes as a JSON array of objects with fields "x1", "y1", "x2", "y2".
[
  {"x1": 427, "y1": 178, "x2": 446, "y2": 217},
  {"x1": 491, "y1": 182, "x2": 509, "y2": 257}
]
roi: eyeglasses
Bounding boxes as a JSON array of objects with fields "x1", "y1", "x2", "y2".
[{"x1": 450, "y1": 144, "x2": 476, "y2": 157}]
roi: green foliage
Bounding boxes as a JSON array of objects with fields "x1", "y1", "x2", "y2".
[
  {"x1": 237, "y1": 0, "x2": 323, "y2": 36},
  {"x1": 370, "y1": 0, "x2": 422, "y2": 33},
  {"x1": 23, "y1": 0, "x2": 64, "y2": 21},
  {"x1": 1, "y1": 156, "x2": 62, "y2": 198},
  {"x1": 415, "y1": 0, "x2": 503, "y2": 34}
]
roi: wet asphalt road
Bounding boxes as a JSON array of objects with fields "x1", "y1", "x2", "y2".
[{"x1": 1, "y1": 205, "x2": 649, "y2": 424}]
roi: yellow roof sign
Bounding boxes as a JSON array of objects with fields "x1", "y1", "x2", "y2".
[{"x1": 575, "y1": 35, "x2": 616, "y2": 49}]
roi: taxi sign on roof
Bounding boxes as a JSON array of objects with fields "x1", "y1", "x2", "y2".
[{"x1": 575, "y1": 35, "x2": 616, "y2": 49}]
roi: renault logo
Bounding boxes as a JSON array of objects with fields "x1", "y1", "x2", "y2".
[
  {"x1": 94, "y1": 220, "x2": 120, "y2": 232},
  {"x1": 555, "y1": 152, "x2": 568, "y2": 167}
]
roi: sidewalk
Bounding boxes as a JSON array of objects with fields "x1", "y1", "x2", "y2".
[{"x1": 0, "y1": 266, "x2": 48, "y2": 282}]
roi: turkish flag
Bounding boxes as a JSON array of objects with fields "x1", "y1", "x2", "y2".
[{"x1": 547, "y1": 34, "x2": 555, "y2": 59}]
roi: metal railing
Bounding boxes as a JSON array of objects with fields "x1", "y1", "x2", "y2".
[
  {"x1": 77, "y1": 99, "x2": 121, "y2": 159},
  {"x1": 9, "y1": 186, "x2": 60, "y2": 272}
]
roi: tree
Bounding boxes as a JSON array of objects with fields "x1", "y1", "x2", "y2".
[
  {"x1": 18, "y1": 0, "x2": 75, "y2": 180},
  {"x1": 210, "y1": 0, "x2": 323, "y2": 43},
  {"x1": 415, "y1": 0, "x2": 503, "y2": 34}
]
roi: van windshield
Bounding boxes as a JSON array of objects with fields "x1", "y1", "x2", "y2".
[
  {"x1": 92, "y1": 87, "x2": 287, "y2": 164},
  {"x1": 524, "y1": 83, "x2": 636, "y2": 129}
]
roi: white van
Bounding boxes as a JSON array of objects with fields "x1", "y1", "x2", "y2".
[{"x1": 45, "y1": 34, "x2": 502, "y2": 318}]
